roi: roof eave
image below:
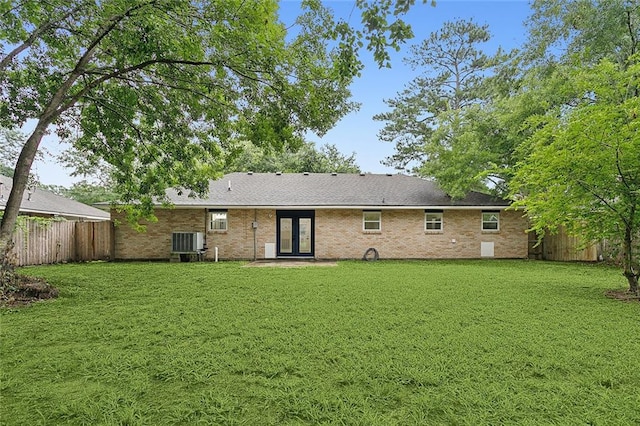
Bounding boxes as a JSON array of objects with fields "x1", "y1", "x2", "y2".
[
  {"x1": 134, "y1": 204, "x2": 511, "y2": 210},
  {"x1": 0, "y1": 206, "x2": 110, "y2": 220}
]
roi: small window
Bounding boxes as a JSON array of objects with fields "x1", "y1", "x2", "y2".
[
  {"x1": 363, "y1": 211, "x2": 381, "y2": 231},
  {"x1": 209, "y1": 210, "x2": 228, "y2": 231},
  {"x1": 482, "y1": 211, "x2": 499, "y2": 231},
  {"x1": 425, "y1": 211, "x2": 443, "y2": 231}
]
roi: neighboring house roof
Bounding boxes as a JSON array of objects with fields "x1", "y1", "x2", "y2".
[
  {"x1": 162, "y1": 173, "x2": 511, "y2": 209},
  {"x1": 0, "y1": 175, "x2": 110, "y2": 220}
]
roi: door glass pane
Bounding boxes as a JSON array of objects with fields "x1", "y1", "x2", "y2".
[
  {"x1": 299, "y1": 218, "x2": 311, "y2": 254},
  {"x1": 280, "y1": 218, "x2": 292, "y2": 253}
]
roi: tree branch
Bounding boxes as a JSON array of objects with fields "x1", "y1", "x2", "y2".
[
  {"x1": 0, "y1": 4, "x2": 83, "y2": 71},
  {"x1": 81, "y1": 94, "x2": 163, "y2": 171},
  {"x1": 615, "y1": 141, "x2": 632, "y2": 193},
  {"x1": 59, "y1": 56, "x2": 279, "y2": 115},
  {"x1": 42, "y1": 1, "x2": 158, "y2": 125},
  {"x1": 576, "y1": 180, "x2": 631, "y2": 229},
  {"x1": 626, "y1": 10, "x2": 637, "y2": 58},
  {"x1": 112, "y1": 73, "x2": 230, "y2": 107}
]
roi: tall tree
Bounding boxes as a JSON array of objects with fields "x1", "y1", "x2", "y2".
[
  {"x1": 374, "y1": 19, "x2": 509, "y2": 197},
  {"x1": 313, "y1": 143, "x2": 360, "y2": 173},
  {"x1": 511, "y1": 58, "x2": 640, "y2": 294},
  {"x1": 524, "y1": 0, "x2": 639, "y2": 68},
  {"x1": 506, "y1": 1, "x2": 640, "y2": 293},
  {"x1": 493, "y1": 0, "x2": 640, "y2": 197},
  {"x1": 40, "y1": 180, "x2": 120, "y2": 205},
  {"x1": 0, "y1": 0, "x2": 426, "y2": 261},
  {"x1": 224, "y1": 140, "x2": 360, "y2": 174}
]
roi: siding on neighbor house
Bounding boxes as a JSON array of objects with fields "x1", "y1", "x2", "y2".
[{"x1": 112, "y1": 208, "x2": 528, "y2": 260}]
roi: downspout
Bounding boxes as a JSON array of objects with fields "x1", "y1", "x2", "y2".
[
  {"x1": 204, "y1": 208, "x2": 207, "y2": 236},
  {"x1": 203, "y1": 209, "x2": 208, "y2": 260},
  {"x1": 253, "y1": 209, "x2": 258, "y2": 261}
]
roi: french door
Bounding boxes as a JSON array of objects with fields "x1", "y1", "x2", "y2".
[{"x1": 276, "y1": 210, "x2": 314, "y2": 257}]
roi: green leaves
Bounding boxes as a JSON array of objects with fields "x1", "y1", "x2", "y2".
[
  {"x1": 513, "y1": 59, "x2": 639, "y2": 287},
  {"x1": 224, "y1": 140, "x2": 360, "y2": 174},
  {"x1": 375, "y1": 19, "x2": 508, "y2": 196},
  {"x1": 511, "y1": 57, "x2": 640, "y2": 291},
  {"x1": 1, "y1": 0, "x2": 373, "y2": 216},
  {"x1": 524, "y1": 0, "x2": 639, "y2": 67}
]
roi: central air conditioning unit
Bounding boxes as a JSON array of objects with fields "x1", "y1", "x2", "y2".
[{"x1": 171, "y1": 232, "x2": 205, "y2": 253}]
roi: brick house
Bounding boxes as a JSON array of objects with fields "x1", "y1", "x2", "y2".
[{"x1": 112, "y1": 173, "x2": 529, "y2": 260}]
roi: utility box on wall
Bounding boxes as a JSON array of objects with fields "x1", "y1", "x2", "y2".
[
  {"x1": 264, "y1": 243, "x2": 276, "y2": 259},
  {"x1": 481, "y1": 241, "x2": 495, "y2": 258}
]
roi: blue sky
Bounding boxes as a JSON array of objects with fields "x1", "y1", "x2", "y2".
[
  {"x1": 32, "y1": 0, "x2": 532, "y2": 186},
  {"x1": 300, "y1": 0, "x2": 532, "y2": 174}
]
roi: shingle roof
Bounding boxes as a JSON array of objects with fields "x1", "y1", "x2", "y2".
[
  {"x1": 164, "y1": 173, "x2": 510, "y2": 208},
  {"x1": 0, "y1": 175, "x2": 110, "y2": 220}
]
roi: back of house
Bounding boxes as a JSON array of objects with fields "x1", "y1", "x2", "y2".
[{"x1": 111, "y1": 173, "x2": 529, "y2": 261}]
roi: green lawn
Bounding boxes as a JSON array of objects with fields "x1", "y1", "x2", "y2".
[{"x1": 1, "y1": 260, "x2": 639, "y2": 425}]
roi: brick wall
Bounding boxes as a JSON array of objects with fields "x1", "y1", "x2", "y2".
[
  {"x1": 112, "y1": 208, "x2": 276, "y2": 260},
  {"x1": 315, "y1": 209, "x2": 528, "y2": 259},
  {"x1": 113, "y1": 208, "x2": 206, "y2": 260},
  {"x1": 205, "y1": 209, "x2": 276, "y2": 260},
  {"x1": 112, "y1": 207, "x2": 528, "y2": 260}
]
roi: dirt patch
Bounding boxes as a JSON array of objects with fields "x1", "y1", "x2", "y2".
[
  {"x1": 605, "y1": 289, "x2": 640, "y2": 303},
  {"x1": 1, "y1": 275, "x2": 59, "y2": 308},
  {"x1": 244, "y1": 260, "x2": 337, "y2": 268}
]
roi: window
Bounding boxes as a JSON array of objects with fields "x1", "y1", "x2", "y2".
[
  {"x1": 425, "y1": 211, "x2": 443, "y2": 231},
  {"x1": 209, "y1": 210, "x2": 228, "y2": 231},
  {"x1": 363, "y1": 211, "x2": 381, "y2": 231},
  {"x1": 482, "y1": 211, "x2": 499, "y2": 231}
]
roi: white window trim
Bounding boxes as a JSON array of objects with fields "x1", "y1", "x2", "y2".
[
  {"x1": 363, "y1": 211, "x2": 381, "y2": 232},
  {"x1": 481, "y1": 211, "x2": 500, "y2": 232},
  {"x1": 209, "y1": 210, "x2": 228, "y2": 231},
  {"x1": 425, "y1": 211, "x2": 443, "y2": 232}
]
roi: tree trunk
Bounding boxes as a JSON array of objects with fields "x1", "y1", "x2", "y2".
[
  {"x1": 0, "y1": 125, "x2": 48, "y2": 263},
  {"x1": 0, "y1": 7, "x2": 112, "y2": 266},
  {"x1": 624, "y1": 273, "x2": 639, "y2": 295},
  {"x1": 622, "y1": 225, "x2": 639, "y2": 295},
  {"x1": 622, "y1": 267, "x2": 639, "y2": 295},
  {"x1": 0, "y1": 240, "x2": 17, "y2": 293}
]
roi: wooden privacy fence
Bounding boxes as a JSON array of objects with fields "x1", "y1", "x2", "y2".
[
  {"x1": 528, "y1": 226, "x2": 600, "y2": 262},
  {"x1": 11, "y1": 220, "x2": 114, "y2": 266}
]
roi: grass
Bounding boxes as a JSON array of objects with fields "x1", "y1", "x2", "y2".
[{"x1": 1, "y1": 260, "x2": 639, "y2": 425}]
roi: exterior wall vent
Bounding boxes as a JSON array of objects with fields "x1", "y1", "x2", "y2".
[{"x1": 172, "y1": 232, "x2": 204, "y2": 253}]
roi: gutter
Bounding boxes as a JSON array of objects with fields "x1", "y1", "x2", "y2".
[{"x1": 136, "y1": 204, "x2": 513, "y2": 211}]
